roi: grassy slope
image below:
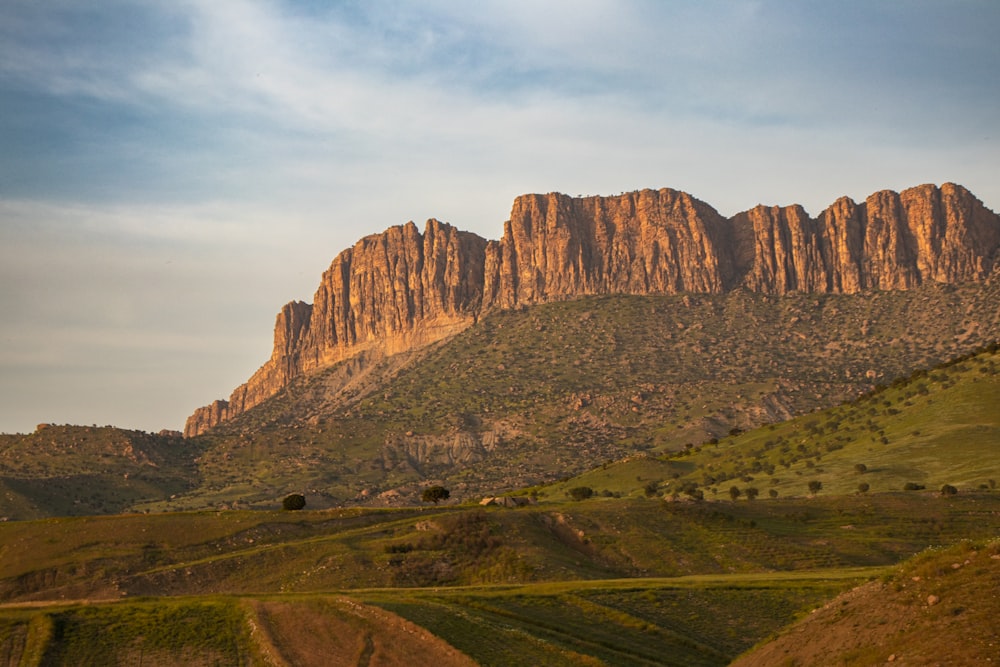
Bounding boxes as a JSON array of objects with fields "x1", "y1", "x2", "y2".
[
  {"x1": 0, "y1": 427, "x2": 202, "y2": 520},
  {"x1": 540, "y1": 344, "x2": 1000, "y2": 502},
  {"x1": 164, "y1": 280, "x2": 1000, "y2": 511},
  {"x1": 730, "y1": 538, "x2": 1000, "y2": 666}
]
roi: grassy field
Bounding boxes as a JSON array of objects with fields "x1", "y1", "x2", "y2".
[
  {"x1": 0, "y1": 572, "x2": 864, "y2": 667},
  {"x1": 3, "y1": 492, "x2": 1000, "y2": 603}
]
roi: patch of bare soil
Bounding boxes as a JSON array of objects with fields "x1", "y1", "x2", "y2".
[
  {"x1": 248, "y1": 597, "x2": 476, "y2": 667},
  {"x1": 730, "y1": 542, "x2": 1000, "y2": 666}
]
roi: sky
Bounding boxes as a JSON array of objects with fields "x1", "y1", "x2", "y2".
[{"x1": 1, "y1": 1, "x2": 998, "y2": 434}]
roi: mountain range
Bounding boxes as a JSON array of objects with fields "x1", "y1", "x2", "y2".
[{"x1": 186, "y1": 182, "x2": 1000, "y2": 436}]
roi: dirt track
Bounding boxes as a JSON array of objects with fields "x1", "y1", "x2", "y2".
[{"x1": 248, "y1": 597, "x2": 476, "y2": 667}]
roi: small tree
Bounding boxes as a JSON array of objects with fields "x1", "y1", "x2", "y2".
[
  {"x1": 768, "y1": 489, "x2": 779, "y2": 499},
  {"x1": 857, "y1": 482, "x2": 870, "y2": 494},
  {"x1": 745, "y1": 487, "x2": 759, "y2": 501},
  {"x1": 421, "y1": 485, "x2": 450, "y2": 504},
  {"x1": 282, "y1": 493, "x2": 306, "y2": 511},
  {"x1": 729, "y1": 486, "x2": 742, "y2": 501},
  {"x1": 567, "y1": 486, "x2": 594, "y2": 501},
  {"x1": 854, "y1": 463, "x2": 868, "y2": 474},
  {"x1": 807, "y1": 480, "x2": 823, "y2": 495}
]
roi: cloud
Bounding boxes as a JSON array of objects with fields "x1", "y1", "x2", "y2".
[{"x1": 1, "y1": 0, "x2": 998, "y2": 433}]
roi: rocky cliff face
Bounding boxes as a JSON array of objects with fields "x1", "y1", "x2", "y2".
[
  {"x1": 734, "y1": 183, "x2": 1000, "y2": 293},
  {"x1": 482, "y1": 188, "x2": 731, "y2": 309},
  {"x1": 185, "y1": 220, "x2": 487, "y2": 436},
  {"x1": 185, "y1": 183, "x2": 1000, "y2": 436}
]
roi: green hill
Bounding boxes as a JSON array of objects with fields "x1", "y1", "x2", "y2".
[
  {"x1": 1, "y1": 287, "x2": 998, "y2": 663},
  {"x1": 0, "y1": 426, "x2": 201, "y2": 520},
  {"x1": 542, "y1": 342, "x2": 999, "y2": 503}
]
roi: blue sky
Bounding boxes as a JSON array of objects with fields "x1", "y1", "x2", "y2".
[{"x1": 1, "y1": 1, "x2": 998, "y2": 434}]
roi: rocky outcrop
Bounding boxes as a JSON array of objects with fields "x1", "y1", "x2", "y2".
[
  {"x1": 482, "y1": 188, "x2": 731, "y2": 308},
  {"x1": 300, "y1": 219, "x2": 487, "y2": 369},
  {"x1": 185, "y1": 183, "x2": 1000, "y2": 436},
  {"x1": 734, "y1": 183, "x2": 1000, "y2": 293},
  {"x1": 185, "y1": 220, "x2": 487, "y2": 436}
]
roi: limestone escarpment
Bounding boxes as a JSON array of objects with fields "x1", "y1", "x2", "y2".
[
  {"x1": 482, "y1": 188, "x2": 731, "y2": 309},
  {"x1": 185, "y1": 220, "x2": 487, "y2": 437},
  {"x1": 185, "y1": 183, "x2": 1000, "y2": 436},
  {"x1": 735, "y1": 183, "x2": 1000, "y2": 293}
]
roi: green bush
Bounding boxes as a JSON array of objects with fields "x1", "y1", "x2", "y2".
[
  {"x1": 282, "y1": 493, "x2": 306, "y2": 510},
  {"x1": 421, "y1": 486, "x2": 450, "y2": 504},
  {"x1": 567, "y1": 486, "x2": 594, "y2": 501}
]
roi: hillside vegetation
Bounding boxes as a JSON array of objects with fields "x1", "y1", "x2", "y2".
[
  {"x1": 1, "y1": 283, "x2": 998, "y2": 518},
  {"x1": 0, "y1": 343, "x2": 997, "y2": 663},
  {"x1": 168, "y1": 281, "x2": 1000, "y2": 512},
  {"x1": 542, "y1": 342, "x2": 1000, "y2": 502}
]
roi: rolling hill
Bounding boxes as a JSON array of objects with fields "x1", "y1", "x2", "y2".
[{"x1": 0, "y1": 348, "x2": 998, "y2": 664}]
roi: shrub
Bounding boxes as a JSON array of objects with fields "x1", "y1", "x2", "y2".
[
  {"x1": 728, "y1": 486, "x2": 741, "y2": 500},
  {"x1": 857, "y1": 482, "x2": 870, "y2": 493},
  {"x1": 807, "y1": 480, "x2": 823, "y2": 495},
  {"x1": 940, "y1": 484, "x2": 958, "y2": 496},
  {"x1": 854, "y1": 463, "x2": 868, "y2": 474},
  {"x1": 282, "y1": 493, "x2": 306, "y2": 511},
  {"x1": 421, "y1": 486, "x2": 451, "y2": 504},
  {"x1": 903, "y1": 482, "x2": 926, "y2": 491},
  {"x1": 567, "y1": 486, "x2": 594, "y2": 501}
]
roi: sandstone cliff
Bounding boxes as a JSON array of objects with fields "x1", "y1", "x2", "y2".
[{"x1": 185, "y1": 183, "x2": 1000, "y2": 436}]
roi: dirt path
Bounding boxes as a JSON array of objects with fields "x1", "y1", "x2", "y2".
[{"x1": 248, "y1": 597, "x2": 476, "y2": 667}]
